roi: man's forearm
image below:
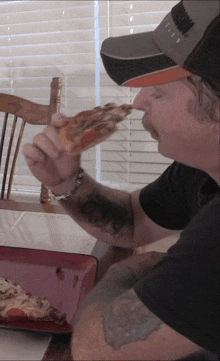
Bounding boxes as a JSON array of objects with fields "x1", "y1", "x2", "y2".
[{"x1": 55, "y1": 171, "x2": 135, "y2": 248}]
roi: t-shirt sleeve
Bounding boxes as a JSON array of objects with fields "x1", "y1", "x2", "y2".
[
  {"x1": 139, "y1": 161, "x2": 191, "y2": 230},
  {"x1": 134, "y1": 195, "x2": 220, "y2": 355}
]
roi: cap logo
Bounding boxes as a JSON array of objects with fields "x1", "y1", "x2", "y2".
[{"x1": 171, "y1": 0, "x2": 195, "y2": 36}]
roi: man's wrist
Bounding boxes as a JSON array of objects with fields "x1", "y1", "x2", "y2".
[{"x1": 50, "y1": 168, "x2": 84, "y2": 201}]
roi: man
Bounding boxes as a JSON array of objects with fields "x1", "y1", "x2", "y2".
[{"x1": 23, "y1": 0, "x2": 219, "y2": 360}]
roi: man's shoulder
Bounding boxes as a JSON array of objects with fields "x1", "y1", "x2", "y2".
[
  {"x1": 184, "y1": 193, "x2": 220, "y2": 236},
  {"x1": 150, "y1": 161, "x2": 209, "y2": 192},
  {"x1": 168, "y1": 162, "x2": 215, "y2": 201},
  {"x1": 171, "y1": 161, "x2": 208, "y2": 181}
]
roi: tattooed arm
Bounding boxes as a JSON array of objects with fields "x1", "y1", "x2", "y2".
[
  {"x1": 54, "y1": 171, "x2": 178, "y2": 249},
  {"x1": 71, "y1": 253, "x2": 204, "y2": 360},
  {"x1": 57, "y1": 171, "x2": 135, "y2": 248}
]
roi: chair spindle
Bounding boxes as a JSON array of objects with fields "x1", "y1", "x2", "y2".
[{"x1": 40, "y1": 77, "x2": 62, "y2": 204}]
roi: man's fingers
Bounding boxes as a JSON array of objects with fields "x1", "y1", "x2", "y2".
[
  {"x1": 23, "y1": 144, "x2": 60, "y2": 186},
  {"x1": 32, "y1": 133, "x2": 61, "y2": 159},
  {"x1": 23, "y1": 143, "x2": 45, "y2": 166},
  {"x1": 24, "y1": 128, "x2": 63, "y2": 163},
  {"x1": 43, "y1": 126, "x2": 65, "y2": 152},
  {"x1": 51, "y1": 113, "x2": 69, "y2": 128}
]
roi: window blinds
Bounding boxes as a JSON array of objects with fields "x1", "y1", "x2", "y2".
[
  {"x1": 0, "y1": 0, "x2": 177, "y2": 197},
  {"x1": 0, "y1": 1, "x2": 97, "y2": 194},
  {"x1": 99, "y1": 1, "x2": 177, "y2": 190}
]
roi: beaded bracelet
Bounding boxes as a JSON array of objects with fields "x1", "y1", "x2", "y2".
[{"x1": 52, "y1": 168, "x2": 84, "y2": 201}]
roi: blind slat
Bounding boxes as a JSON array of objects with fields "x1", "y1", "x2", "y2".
[
  {"x1": 100, "y1": 0, "x2": 176, "y2": 186},
  {"x1": 0, "y1": 1, "x2": 177, "y2": 193}
]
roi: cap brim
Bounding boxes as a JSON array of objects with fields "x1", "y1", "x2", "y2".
[{"x1": 101, "y1": 31, "x2": 191, "y2": 87}]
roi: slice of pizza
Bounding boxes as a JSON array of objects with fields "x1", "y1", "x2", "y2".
[
  {"x1": 59, "y1": 103, "x2": 132, "y2": 154},
  {"x1": 0, "y1": 277, "x2": 67, "y2": 325}
]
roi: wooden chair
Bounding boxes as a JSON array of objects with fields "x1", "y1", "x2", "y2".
[{"x1": 0, "y1": 77, "x2": 66, "y2": 214}]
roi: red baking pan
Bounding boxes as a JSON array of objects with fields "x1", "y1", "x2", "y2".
[{"x1": 0, "y1": 246, "x2": 97, "y2": 333}]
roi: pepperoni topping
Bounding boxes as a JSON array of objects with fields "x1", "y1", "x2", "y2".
[
  {"x1": 7, "y1": 308, "x2": 27, "y2": 319},
  {"x1": 79, "y1": 129, "x2": 101, "y2": 148}
]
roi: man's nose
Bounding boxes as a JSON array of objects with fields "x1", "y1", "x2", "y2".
[{"x1": 132, "y1": 88, "x2": 151, "y2": 111}]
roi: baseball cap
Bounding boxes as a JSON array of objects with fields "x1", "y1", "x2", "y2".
[{"x1": 100, "y1": 0, "x2": 220, "y2": 88}]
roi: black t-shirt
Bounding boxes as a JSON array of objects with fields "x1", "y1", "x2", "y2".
[{"x1": 134, "y1": 161, "x2": 220, "y2": 355}]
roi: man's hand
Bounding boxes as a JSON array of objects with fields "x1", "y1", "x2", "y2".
[
  {"x1": 23, "y1": 113, "x2": 81, "y2": 194},
  {"x1": 107, "y1": 251, "x2": 166, "y2": 276}
]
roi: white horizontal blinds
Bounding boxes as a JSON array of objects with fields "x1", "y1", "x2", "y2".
[
  {"x1": 99, "y1": 1, "x2": 178, "y2": 190},
  {"x1": 98, "y1": 1, "x2": 134, "y2": 188},
  {"x1": 0, "y1": 1, "x2": 97, "y2": 194},
  {"x1": 0, "y1": 1, "x2": 179, "y2": 196}
]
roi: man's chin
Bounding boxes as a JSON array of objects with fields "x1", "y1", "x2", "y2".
[
  {"x1": 151, "y1": 132, "x2": 159, "y2": 140},
  {"x1": 157, "y1": 143, "x2": 174, "y2": 160}
]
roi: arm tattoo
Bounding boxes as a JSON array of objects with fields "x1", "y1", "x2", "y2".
[
  {"x1": 74, "y1": 267, "x2": 140, "y2": 322},
  {"x1": 102, "y1": 288, "x2": 163, "y2": 350},
  {"x1": 77, "y1": 190, "x2": 133, "y2": 237}
]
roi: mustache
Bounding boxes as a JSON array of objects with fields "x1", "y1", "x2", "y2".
[
  {"x1": 142, "y1": 114, "x2": 152, "y2": 131},
  {"x1": 142, "y1": 114, "x2": 159, "y2": 139}
]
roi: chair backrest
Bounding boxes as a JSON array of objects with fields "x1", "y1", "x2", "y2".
[{"x1": 0, "y1": 77, "x2": 65, "y2": 213}]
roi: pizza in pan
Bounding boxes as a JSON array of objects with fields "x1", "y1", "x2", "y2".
[
  {"x1": 59, "y1": 103, "x2": 132, "y2": 154},
  {"x1": 0, "y1": 277, "x2": 67, "y2": 325}
]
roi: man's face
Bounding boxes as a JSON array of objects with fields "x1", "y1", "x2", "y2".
[{"x1": 133, "y1": 80, "x2": 219, "y2": 171}]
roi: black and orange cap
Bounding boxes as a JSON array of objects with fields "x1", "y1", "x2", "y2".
[{"x1": 101, "y1": 0, "x2": 220, "y2": 88}]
